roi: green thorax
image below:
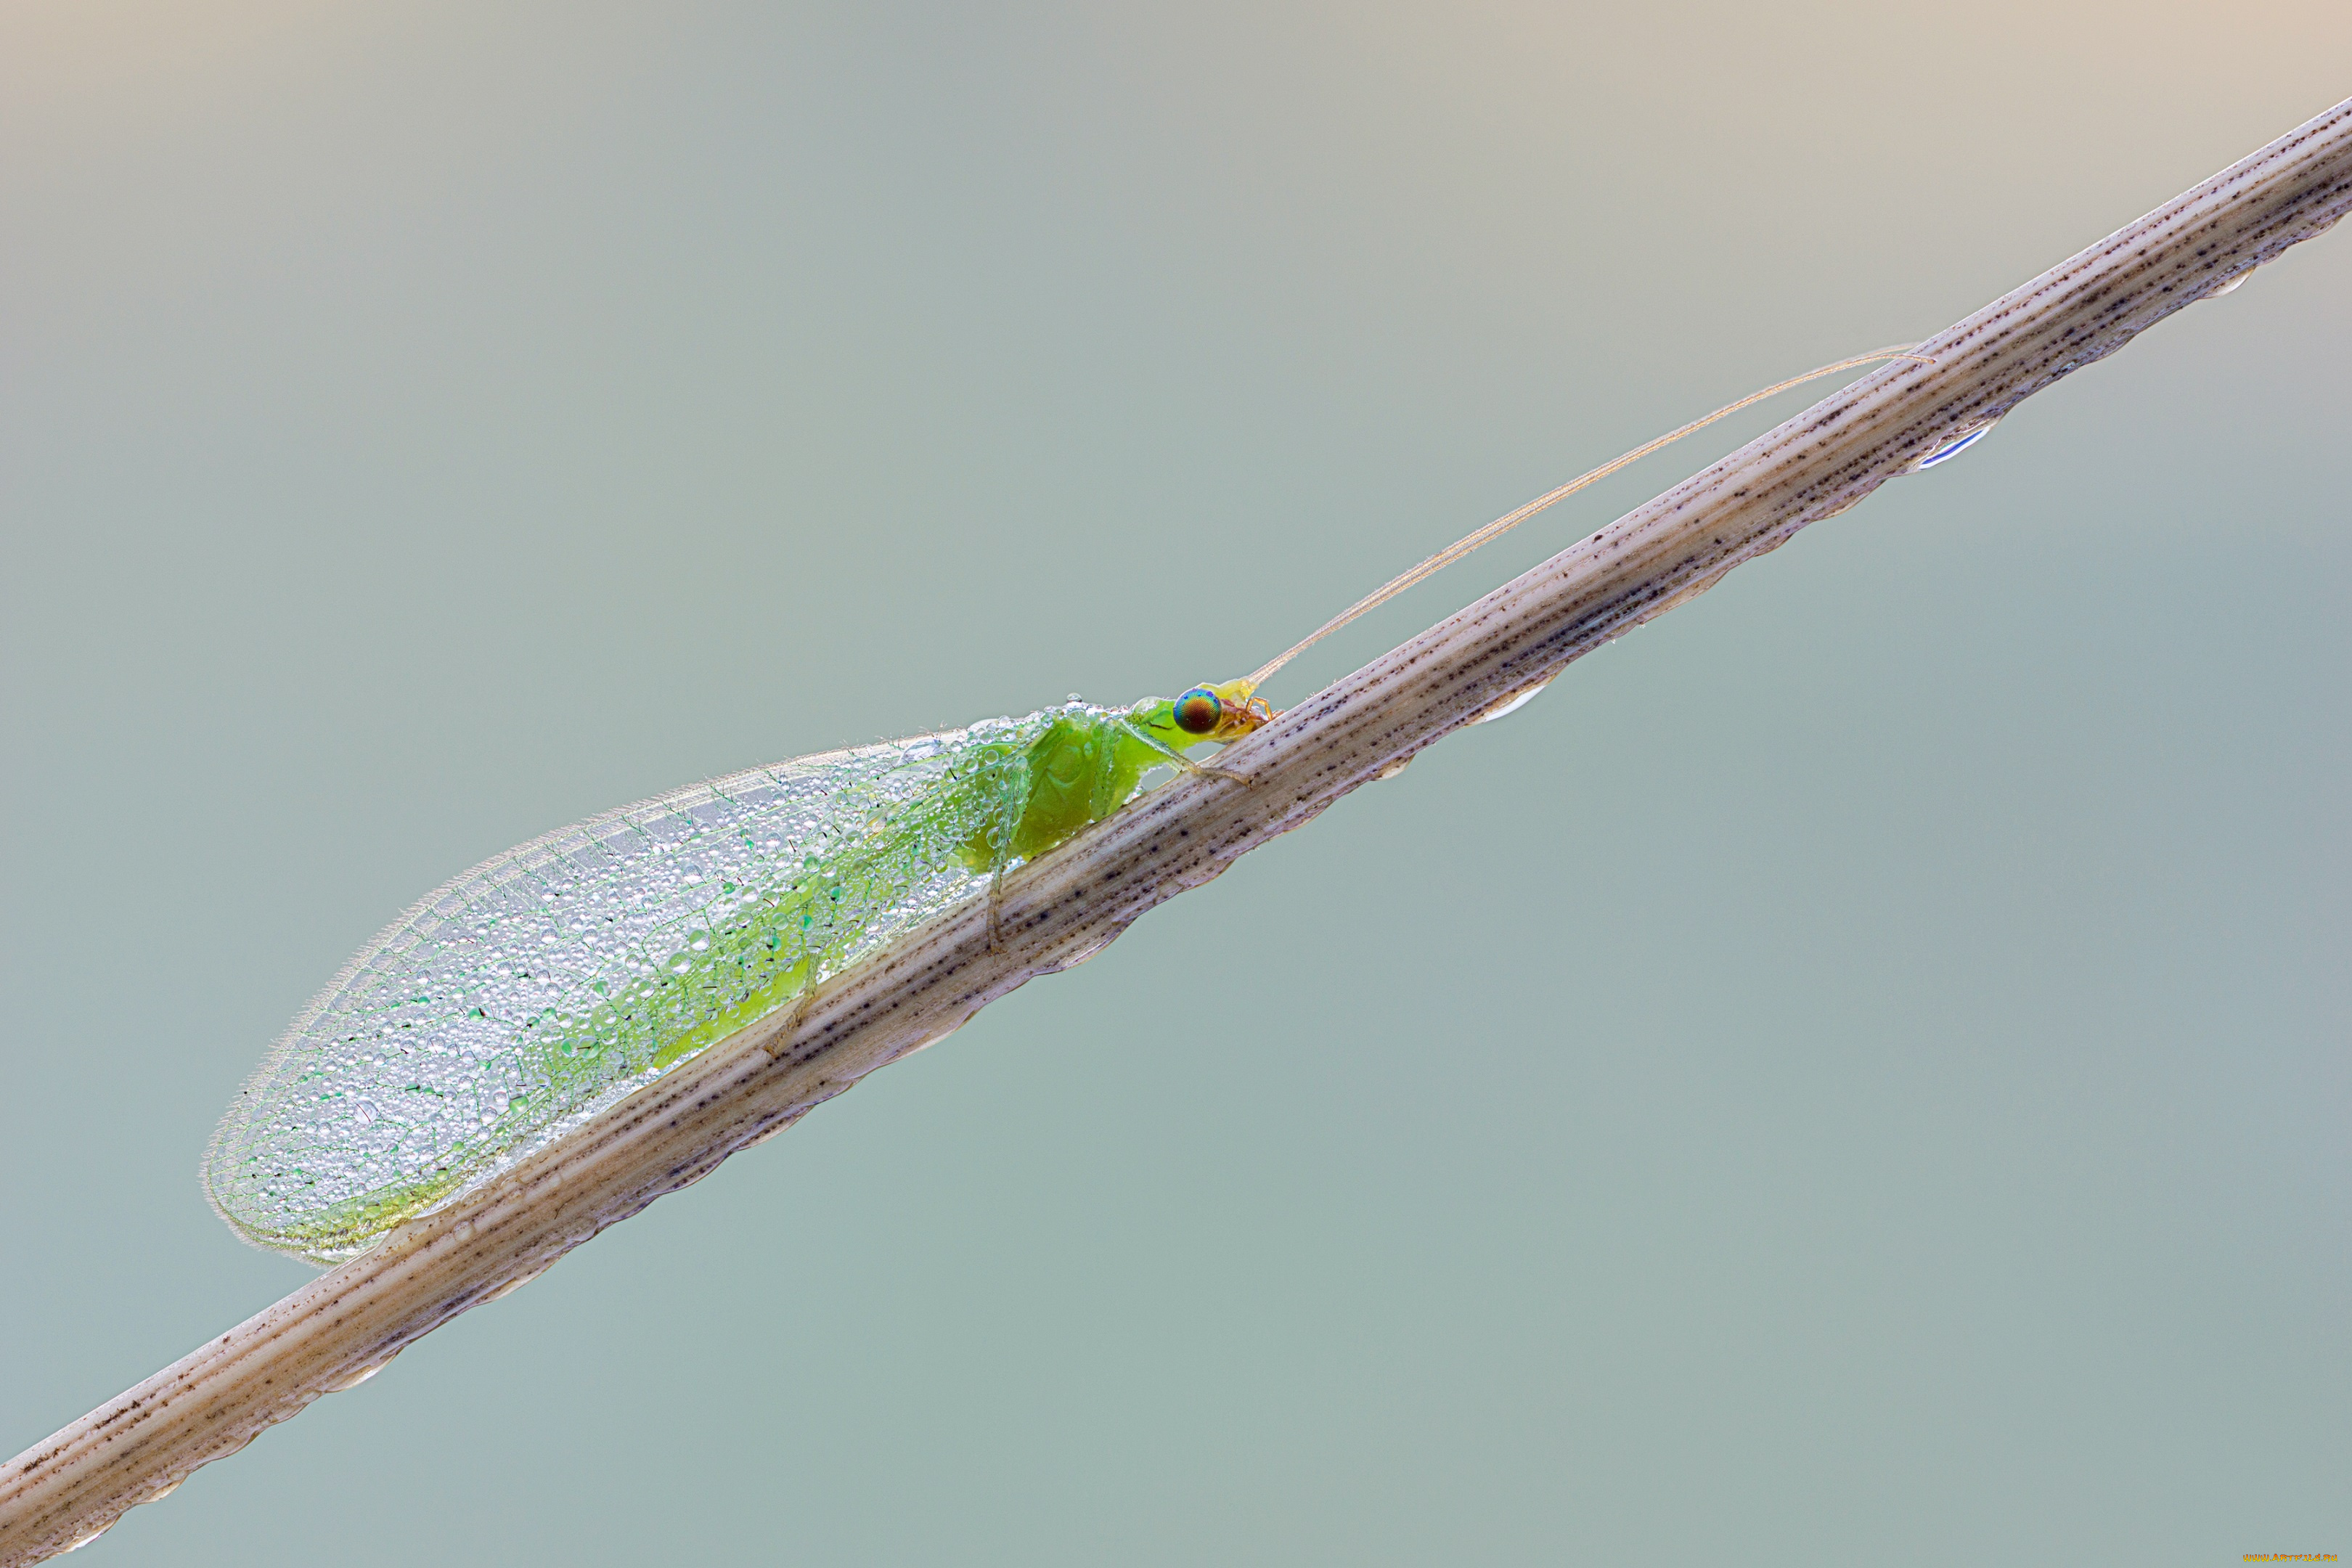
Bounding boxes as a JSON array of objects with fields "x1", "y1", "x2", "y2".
[{"x1": 956, "y1": 703, "x2": 1188, "y2": 870}]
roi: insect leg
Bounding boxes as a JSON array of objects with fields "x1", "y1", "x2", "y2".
[
  {"x1": 983, "y1": 750, "x2": 1032, "y2": 955},
  {"x1": 749, "y1": 931, "x2": 822, "y2": 1063},
  {"x1": 1117, "y1": 720, "x2": 1257, "y2": 785}
]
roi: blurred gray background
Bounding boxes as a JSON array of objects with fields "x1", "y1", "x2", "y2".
[{"x1": 3, "y1": 3, "x2": 2346, "y2": 1564}]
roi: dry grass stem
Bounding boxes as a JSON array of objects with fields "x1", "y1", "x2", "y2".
[{"x1": 5, "y1": 93, "x2": 2348, "y2": 1568}]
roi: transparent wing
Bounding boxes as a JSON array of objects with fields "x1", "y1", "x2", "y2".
[{"x1": 205, "y1": 711, "x2": 1058, "y2": 1263}]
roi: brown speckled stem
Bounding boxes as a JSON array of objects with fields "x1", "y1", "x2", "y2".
[{"x1": 5, "y1": 94, "x2": 2348, "y2": 1568}]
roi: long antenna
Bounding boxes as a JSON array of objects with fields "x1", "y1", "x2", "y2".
[{"x1": 1244, "y1": 346, "x2": 1931, "y2": 690}]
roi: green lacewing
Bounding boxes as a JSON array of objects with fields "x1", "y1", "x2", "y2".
[{"x1": 204, "y1": 347, "x2": 1923, "y2": 1263}]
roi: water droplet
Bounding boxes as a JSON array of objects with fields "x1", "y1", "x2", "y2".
[
  {"x1": 143, "y1": 1477, "x2": 182, "y2": 1505},
  {"x1": 1034, "y1": 943, "x2": 1101, "y2": 976},
  {"x1": 1472, "y1": 681, "x2": 1551, "y2": 724},
  {"x1": 62, "y1": 1521, "x2": 115, "y2": 1551},
  {"x1": 2207, "y1": 267, "x2": 2251, "y2": 298},
  {"x1": 1373, "y1": 755, "x2": 1413, "y2": 781},
  {"x1": 325, "y1": 1347, "x2": 401, "y2": 1392},
  {"x1": 1908, "y1": 417, "x2": 2000, "y2": 473},
  {"x1": 478, "y1": 1263, "x2": 549, "y2": 1304}
]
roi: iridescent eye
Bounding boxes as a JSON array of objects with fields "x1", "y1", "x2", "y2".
[{"x1": 1172, "y1": 687, "x2": 1222, "y2": 735}]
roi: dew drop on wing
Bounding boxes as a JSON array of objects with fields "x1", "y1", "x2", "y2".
[{"x1": 2206, "y1": 266, "x2": 2252, "y2": 298}]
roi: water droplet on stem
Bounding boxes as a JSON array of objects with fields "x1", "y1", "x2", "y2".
[
  {"x1": 1472, "y1": 681, "x2": 1551, "y2": 724},
  {"x1": 325, "y1": 1349, "x2": 401, "y2": 1392},
  {"x1": 1908, "y1": 417, "x2": 2000, "y2": 473}
]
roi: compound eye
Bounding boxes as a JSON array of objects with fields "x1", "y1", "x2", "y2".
[{"x1": 1172, "y1": 687, "x2": 1222, "y2": 735}]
